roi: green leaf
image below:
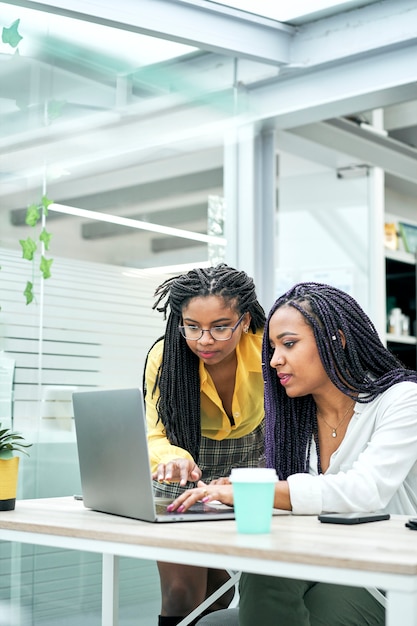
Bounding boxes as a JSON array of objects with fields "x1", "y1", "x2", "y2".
[
  {"x1": 40, "y1": 256, "x2": 53, "y2": 279},
  {"x1": 19, "y1": 236, "x2": 37, "y2": 260},
  {"x1": 0, "y1": 422, "x2": 32, "y2": 457},
  {"x1": 24, "y1": 281, "x2": 34, "y2": 305},
  {"x1": 41, "y1": 195, "x2": 53, "y2": 215},
  {"x1": 25, "y1": 203, "x2": 40, "y2": 226},
  {"x1": 0, "y1": 428, "x2": 10, "y2": 440},
  {"x1": 2, "y1": 19, "x2": 23, "y2": 48},
  {"x1": 47, "y1": 100, "x2": 66, "y2": 121},
  {"x1": 39, "y1": 228, "x2": 52, "y2": 250}
]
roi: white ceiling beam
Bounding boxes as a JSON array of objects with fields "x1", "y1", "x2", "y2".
[
  {"x1": 11, "y1": 0, "x2": 293, "y2": 66},
  {"x1": 5, "y1": 36, "x2": 416, "y2": 159},
  {"x1": 249, "y1": 42, "x2": 417, "y2": 130},
  {"x1": 7, "y1": 0, "x2": 417, "y2": 133},
  {"x1": 3, "y1": 41, "x2": 416, "y2": 195},
  {"x1": 383, "y1": 101, "x2": 417, "y2": 131},
  {"x1": 290, "y1": 0, "x2": 417, "y2": 68},
  {"x1": 14, "y1": 0, "x2": 417, "y2": 72},
  {"x1": 289, "y1": 118, "x2": 417, "y2": 184},
  {"x1": 3, "y1": 0, "x2": 417, "y2": 197}
]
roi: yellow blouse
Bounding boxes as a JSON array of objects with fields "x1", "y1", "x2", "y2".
[{"x1": 144, "y1": 330, "x2": 264, "y2": 472}]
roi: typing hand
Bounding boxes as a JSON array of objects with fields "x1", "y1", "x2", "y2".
[
  {"x1": 167, "y1": 480, "x2": 234, "y2": 513},
  {"x1": 209, "y1": 476, "x2": 232, "y2": 485},
  {"x1": 153, "y1": 459, "x2": 202, "y2": 486}
]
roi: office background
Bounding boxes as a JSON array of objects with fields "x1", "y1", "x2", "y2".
[{"x1": 0, "y1": 1, "x2": 416, "y2": 623}]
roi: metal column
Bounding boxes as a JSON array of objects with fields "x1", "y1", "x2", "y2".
[{"x1": 224, "y1": 123, "x2": 277, "y2": 312}]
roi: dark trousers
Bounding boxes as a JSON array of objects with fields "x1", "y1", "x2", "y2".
[{"x1": 238, "y1": 573, "x2": 385, "y2": 626}]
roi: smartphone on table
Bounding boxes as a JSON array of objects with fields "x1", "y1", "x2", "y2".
[{"x1": 318, "y1": 512, "x2": 390, "y2": 525}]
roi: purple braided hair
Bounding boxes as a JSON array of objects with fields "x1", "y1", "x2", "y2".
[{"x1": 263, "y1": 282, "x2": 417, "y2": 479}]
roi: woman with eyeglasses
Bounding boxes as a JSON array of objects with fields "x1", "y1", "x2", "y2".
[{"x1": 143, "y1": 264, "x2": 266, "y2": 626}]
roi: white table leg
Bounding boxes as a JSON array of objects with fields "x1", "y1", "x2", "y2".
[
  {"x1": 177, "y1": 571, "x2": 241, "y2": 626},
  {"x1": 386, "y1": 589, "x2": 417, "y2": 626},
  {"x1": 10, "y1": 542, "x2": 23, "y2": 625},
  {"x1": 102, "y1": 553, "x2": 119, "y2": 626}
]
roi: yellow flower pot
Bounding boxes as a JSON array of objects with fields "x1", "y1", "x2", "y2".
[{"x1": 0, "y1": 456, "x2": 20, "y2": 511}]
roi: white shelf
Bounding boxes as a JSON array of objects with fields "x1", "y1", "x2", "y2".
[
  {"x1": 386, "y1": 333, "x2": 417, "y2": 345},
  {"x1": 384, "y1": 248, "x2": 416, "y2": 265}
]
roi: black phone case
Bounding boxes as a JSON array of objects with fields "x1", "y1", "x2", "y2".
[{"x1": 318, "y1": 513, "x2": 390, "y2": 525}]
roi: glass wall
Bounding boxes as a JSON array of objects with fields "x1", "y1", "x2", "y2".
[{"x1": 0, "y1": 4, "x2": 255, "y2": 623}]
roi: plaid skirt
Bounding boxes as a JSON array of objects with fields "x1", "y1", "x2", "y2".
[{"x1": 153, "y1": 420, "x2": 265, "y2": 499}]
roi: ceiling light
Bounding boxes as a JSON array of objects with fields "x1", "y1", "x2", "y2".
[{"x1": 48, "y1": 203, "x2": 226, "y2": 245}]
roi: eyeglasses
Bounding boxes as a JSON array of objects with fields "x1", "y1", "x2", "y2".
[{"x1": 179, "y1": 313, "x2": 246, "y2": 341}]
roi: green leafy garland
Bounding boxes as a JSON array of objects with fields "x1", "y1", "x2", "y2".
[
  {"x1": 19, "y1": 196, "x2": 54, "y2": 305},
  {"x1": 2, "y1": 19, "x2": 55, "y2": 305}
]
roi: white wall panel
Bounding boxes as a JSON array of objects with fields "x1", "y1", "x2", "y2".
[{"x1": 0, "y1": 248, "x2": 166, "y2": 430}]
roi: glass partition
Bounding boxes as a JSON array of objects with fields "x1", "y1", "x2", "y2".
[{"x1": 0, "y1": 3, "x2": 254, "y2": 623}]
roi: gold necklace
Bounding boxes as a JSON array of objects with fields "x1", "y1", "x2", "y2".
[{"x1": 317, "y1": 401, "x2": 355, "y2": 438}]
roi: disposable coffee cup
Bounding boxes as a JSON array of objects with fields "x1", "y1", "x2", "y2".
[{"x1": 230, "y1": 468, "x2": 278, "y2": 534}]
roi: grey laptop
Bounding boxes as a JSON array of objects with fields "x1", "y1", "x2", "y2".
[{"x1": 72, "y1": 387, "x2": 235, "y2": 523}]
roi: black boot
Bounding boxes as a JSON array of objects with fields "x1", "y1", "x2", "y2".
[{"x1": 158, "y1": 616, "x2": 184, "y2": 625}]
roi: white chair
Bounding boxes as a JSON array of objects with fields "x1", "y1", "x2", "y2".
[{"x1": 196, "y1": 608, "x2": 239, "y2": 625}]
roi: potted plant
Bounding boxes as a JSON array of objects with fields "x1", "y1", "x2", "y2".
[{"x1": 0, "y1": 424, "x2": 32, "y2": 511}]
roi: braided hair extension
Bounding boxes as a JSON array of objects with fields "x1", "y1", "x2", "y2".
[
  {"x1": 143, "y1": 264, "x2": 266, "y2": 463},
  {"x1": 263, "y1": 282, "x2": 417, "y2": 479}
]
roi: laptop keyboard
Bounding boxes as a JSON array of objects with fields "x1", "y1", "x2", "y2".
[{"x1": 155, "y1": 502, "x2": 233, "y2": 515}]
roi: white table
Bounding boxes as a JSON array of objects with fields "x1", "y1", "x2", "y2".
[{"x1": 0, "y1": 497, "x2": 416, "y2": 626}]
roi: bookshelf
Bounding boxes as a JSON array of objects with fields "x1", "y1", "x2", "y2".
[{"x1": 385, "y1": 249, "x2": 417, "y2": 370}]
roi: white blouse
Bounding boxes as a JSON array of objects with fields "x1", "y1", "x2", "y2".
[{"x1": 287, "y1": 381, "x2": 417, "y2": 515}]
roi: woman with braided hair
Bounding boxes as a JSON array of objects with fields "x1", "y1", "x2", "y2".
[
  {"x1": 172, "y1": 282, "x2": 417, "y2": 626},
  {"x1": 143, "y1": 264, "x2": 266, "y2": 626}
]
